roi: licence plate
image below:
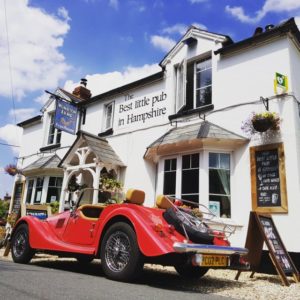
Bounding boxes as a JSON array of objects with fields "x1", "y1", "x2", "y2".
[{"x1": 198, "y1": 255, "x2": 228, "y2": 267}]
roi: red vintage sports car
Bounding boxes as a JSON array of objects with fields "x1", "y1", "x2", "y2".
[{"x1": 10, "y1": 188, "x2": 249, "y2": 281}]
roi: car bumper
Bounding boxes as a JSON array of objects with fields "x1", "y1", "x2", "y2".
[{"x1": 173, "y1": 242, "x2": 248, "y2": 256}]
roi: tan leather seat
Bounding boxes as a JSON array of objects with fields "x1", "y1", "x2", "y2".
[
  {"x1": 125, "y1": 189, "x2": 145, "y2": 205},
  {"x1": 156, "y1": 195, "x2": 174, "y2": 209}
]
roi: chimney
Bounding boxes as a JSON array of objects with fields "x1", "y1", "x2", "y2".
[
  {"x1": 72, "y1": 78, "x2": 91, "y2": 100},
  {"x1": 253, "y1": 27, "x2": 263, "y2": 36},
  {"x1": 265, "y1": 24, "x2": 274, "y2": 31}
]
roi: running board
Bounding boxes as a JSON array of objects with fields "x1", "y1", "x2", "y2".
[{"x1": 173, "y1": 242, "x2": 248, "y2": 256}]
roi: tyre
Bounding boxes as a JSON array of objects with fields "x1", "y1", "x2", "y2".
[
  {"x1": 76, "y1": 254, "x2": 94, "y2": 264},
  {"x1": 175, "y1": 263, "x2": 209, "y2": 279},
  {"x1": 163, "y1": 208, "x2": 214, "y2": 244},
  {"x1": 11, "y1": 224, "x2": 34, "y2": 264},
  {"x1": 100, "y1": 222, "x2": 144, "y2": 281}
]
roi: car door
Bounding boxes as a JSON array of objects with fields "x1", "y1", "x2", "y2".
[{"x1": 62, "y1": 205, "x2": 102, "y2": 246}]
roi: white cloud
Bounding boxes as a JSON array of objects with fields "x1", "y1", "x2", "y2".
[
  {"x1": 0, "y1": 0, "x2": 71, "y2": 100},
  {"x1": 9, "y1": 108, "x2": 37, "y2": 124},
  {"x1": 150, "y1": 35, "x2": 176, "y2": 52},
  {"x1": 226, "y1": 0, "x2": 300, "y2": 24},
  {"x1": 0, "y1": 124, "x2": 22, "y2": 155},
  {"x1": 34, "y1": 93, "x2": 50, "y2": 105},
  {"x1": 162, "y1": 24, "x2": 189, "y2": 35},
  {"x1": 64, "y1": 63, "x2": 161, "y2": 97},
  {"x1": 162, "y1": 22, "x2": 207, "y2": 37},
  {"x1": 109, "y1": 0, "x2": 119, "y2": 10}
]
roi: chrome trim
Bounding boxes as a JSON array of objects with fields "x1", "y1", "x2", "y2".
[{"x1": 173, "y1": 242, "x2": 248, "y2": 256}]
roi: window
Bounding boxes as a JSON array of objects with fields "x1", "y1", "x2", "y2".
[
  {"x1": 163, "y1": 158, "x2": 177, "y2": 197},
  {"x1": 175, "y1": 57, "x2": 212, "y2": 112},
  {"x1": 209, "y1": 153, "x2": 231, "y2": 218},
  {"x1": 48, "y1": 113, "x2": 61, "y2": 145},
  {"x1": 181, "y1": 154, "x2": 199, "y2": 205},
  {"x1": 34, "y1": 177, "x2": 44, "y2": 203},
  {"x1": 26, "y1": 179, "x2": 34, "y2": 203},
  {"x1": 103, "y1": 102, "x2": 114, "y2": 131},
  {"x1": 46, "y1": 177, "x2": 63, "y2": 203}
]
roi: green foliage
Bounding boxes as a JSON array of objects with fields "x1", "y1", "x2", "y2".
[{"x1": 0, "y1": 200, "x2": 9, "y2": 219}]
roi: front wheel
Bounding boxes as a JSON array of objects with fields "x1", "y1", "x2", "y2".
[
  {"x1": 100, "y1": 222, "x2": 144, "y2": 281},
  {"x1": 11, "y1": 224, "x2": 34, "y2": 264},
  {"x1": 175, "y1": 263, "x2": 209, "y2": 279}
]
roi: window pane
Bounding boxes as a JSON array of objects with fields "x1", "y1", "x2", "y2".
[
  {"x1": 49, "y1": 177, "x2": 56, "y2": 186},
  {"x1": 164, "y1": 159, "x2": 170, "y2": 171},
  {"x1": 209, "y1": 169, "x2": 230, "y2": 195},
  {"x1": 163, "y1": 172, "x2": 176, "y2": 195},
  {"x1": 191, "y1": 154, "x2": 199, "y2": 168},
  {"x1": 26, "y1": 179, "x2": 34, "y2": 204},
  {"x1": 171, "y1": 159, "x2": 177, "y2": 171},
  {"x1": 56, "y1": 130, "x2": 61, "y2": 144},
  {"x1": 46, "y1": 187, "x2": 61, "y2": 203},
  {"x1": 220, "y1": 153, "x2": 230, "y2": 170},
  {"x1": 182, "y1": 155, "x2": 190, "y2": 169},
  {"x1": 182, "y1": 169, "x2": 199, "y2": 194},
  {"x1": 196, "y1": 86, "x2": 211, "y2": 107},
  {"x1": 56, "y1": 177, "x2": 63, "y2": 187},
  {"x1": 196, "y1": 58, "x2": 211, "y2": 71},
  {"x1": 196, "y1": 69, "x2": 211, "y2": 88},
  {"x1": 209, "y1": 153, "x2": 218, "y2": 168}
]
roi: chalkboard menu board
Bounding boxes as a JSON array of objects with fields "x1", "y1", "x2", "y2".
[
  {"x1": 235, "y1": 212, "x2": 299, "y2": 286},
  {"x1": 11, "y1": 182, "x2": 24, "y2": 214},
  {"x1": 250, "y1": 143, "x2": 288, "y2": 213},
  {"x1": 258, "y1": 215, "x2": 293, "y2": 274},
  {"x1": 255, "y1": 149, "x2": 281, "y2": 207}
]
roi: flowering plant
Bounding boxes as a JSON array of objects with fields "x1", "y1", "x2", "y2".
[
  {"x1": 241, "y1": 111, "x2": 280, "y2": 136},
  {"x1": 4, "y1": 164, "x2": 22, "y2": 176}
]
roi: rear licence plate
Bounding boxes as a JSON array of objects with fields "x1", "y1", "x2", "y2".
[{"x1": 200, "y1": 255, "x2": 228, "y2": 267}]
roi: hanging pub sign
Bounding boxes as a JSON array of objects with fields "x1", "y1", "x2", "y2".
[
  {"x1": 55, "y1": 99, "x2": 78, "y2": 135},
  {"x1": 250, "y1": 143, "x2": 288, "y2": 213}
]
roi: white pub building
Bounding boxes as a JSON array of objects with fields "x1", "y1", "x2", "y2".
[{"x1": 11, "y1": 18, "x2": 300, "y2": 269}]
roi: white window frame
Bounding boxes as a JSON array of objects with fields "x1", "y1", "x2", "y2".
[
  {"x1": 175, "y1": 59, "x2": 186, "y2": 112},
  {"x1": 102, "y1": 102, "x2": 114, "y2": 131},
  {"x1": 47, "y1": 112, "x2": 61, "y2": 145},
  {"x1": 194, "y1": 57, "x2": 212, "y2": 109}
]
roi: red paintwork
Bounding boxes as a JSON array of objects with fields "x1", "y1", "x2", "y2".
[{"x1": 15, "y1": 203, "x2": 189, "y2": 257}]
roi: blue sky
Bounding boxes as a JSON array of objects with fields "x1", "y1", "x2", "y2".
[{"x1": 1, "y1": 0, "x2": 300, "y2": 198}]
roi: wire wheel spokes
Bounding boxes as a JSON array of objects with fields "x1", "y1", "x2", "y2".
[
  {"x1": 12, "y1": 230, "x2": 27, "y2": 258},
  {"x1": 105, "y1": 231, "x2": 131, "y2": 272}
]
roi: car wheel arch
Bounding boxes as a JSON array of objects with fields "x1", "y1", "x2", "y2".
[{"x1": 96, "y1": 215, "x2": 135, "y2": 257}]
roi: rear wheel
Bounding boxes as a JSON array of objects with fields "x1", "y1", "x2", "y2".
[
  {"x1": 175, "y1": 263, "x2": 209, "y2": 279},
  {"x1": 11, "y1": 224, "x2": 34, "y2": 264},
  {"x1": 100, "y1": 222, "x2": 144, "y2": 281}
]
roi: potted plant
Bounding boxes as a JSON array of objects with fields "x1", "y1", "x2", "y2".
[
  {"x1": 99, "y1": 173, "x2": 123, "y2": 203},
  {"x1": 241, "y1": 111, "x2": 280, "y2": 136}
]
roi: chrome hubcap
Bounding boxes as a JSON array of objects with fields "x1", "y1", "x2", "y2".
[
  {"x1": 105, "y1": 231, "x2": 131, "y2": 272},
  {"x1": 13, "y1": 231, "x2": 27, "y2": 258}
]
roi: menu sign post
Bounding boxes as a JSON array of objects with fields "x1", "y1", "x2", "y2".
[
  {"x1": 235, "y1": 212, "x2": 299, "y2": 286},
  {"x1": 250, "y1": 143, "x2": 288, "y2": 213}
]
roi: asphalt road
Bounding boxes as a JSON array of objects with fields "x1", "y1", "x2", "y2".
[{"x1": 0, "y1": 259, "x2": 236, "y2": 300}]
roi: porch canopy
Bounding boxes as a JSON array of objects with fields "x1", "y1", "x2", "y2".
[
  {"x1": 58, "y1": 131, "x2": 125, "y2": 211},
  {"x1": 144, "y1": 121, "x2": 248, "y2": 162},
  {"x1": 22, "y1": 154, "x2": 62, "y2": 176}
]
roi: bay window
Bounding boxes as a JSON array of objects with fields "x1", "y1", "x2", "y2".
[{"x1": 161, "y1": 151, "x2": 231, "y2": 218}]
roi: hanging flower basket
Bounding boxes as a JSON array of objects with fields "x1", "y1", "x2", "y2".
[
  {"x1": 4, "y1": 164, "x2": 22, "y2": 176},
  {"x1": 241, "y1": 112, "x2": 280, "y2": 136},
  {"x1": 252, "y1": 117, "x2": 273, "y2": 132}
]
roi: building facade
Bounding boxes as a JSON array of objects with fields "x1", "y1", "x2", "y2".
[{"x1": 11, "y1": 18, "x2": 300, "y2": 259}]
